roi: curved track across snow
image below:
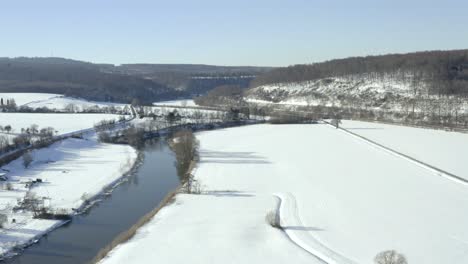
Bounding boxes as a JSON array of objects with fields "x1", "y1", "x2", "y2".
[{"x1": 273, "y1": 193, "x2": 357, "y2": 264}]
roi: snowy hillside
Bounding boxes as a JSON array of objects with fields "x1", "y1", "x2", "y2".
[
  {"x1": 246, "y1": 74, "x2": 468, "y2": 115},
  {"x1": 246, "y1": 74, "x2": 421, "y2": 107},
  {"x1": 0, "y1": 93, "x2": 61, "y2": 106},
  {"x1": 100, "y1": 123, "x2": 468, "y2": 264},
  {"x1": 0, "y1": 93, "x2": 126, "y2": 111}
]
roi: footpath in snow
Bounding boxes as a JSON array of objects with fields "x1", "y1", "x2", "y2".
[
  {"x1": 100, "y1": 123, "x2": 468, "y2": 264},
  {"x1": 341, "y1": 120, "x2": 468, "y2": 181}
]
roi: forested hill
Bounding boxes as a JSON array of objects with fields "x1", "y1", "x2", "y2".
[
  {"x1": 0, "y1": 57, "x2": 174, "y2": 104},
  {"x1": 244, "y1": 50, "x2": 468, "y2": 128},
  {"x1": 251, "y1": 49, "x2": 468, "y2": 96},
  {"x1": 0, "y1": 57, "x2": 272, "y2": 104},
  {"x1": 100, "y1": 64, "x2": 273, "y2": 96}
]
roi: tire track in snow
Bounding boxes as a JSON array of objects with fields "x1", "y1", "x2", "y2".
[
  {"x1": 273, "y1": 193, "x2": 358, "y2": 264},
  {"x1": 324, "y1": 122, "x2": 468, "y2": 186}
]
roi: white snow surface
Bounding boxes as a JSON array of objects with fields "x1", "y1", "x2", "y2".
[
  {"x1": 246, "y1": 75, "x2": 418, "y2": 106},
  {"x1": 0, "y1": 136, "x2": 137, "y2": 255},
  {"x1": 0, "y1": 113, "x2": 122, "y2": 135},
  {"x1": 101, "y1": 194, "x2": 320, "y2": 264},
  {"x1": 0, "y1": 218, "x2": 63, "y2": 257},
  {"x1": 100, "y1": 123, "x2": 468, "y2": 264},
  {"x1": 24, "y1": 96, "x2": 125, "y2": 111},
  {"x1": 153, "y1": 99, "x2": 197, "y2": 107},
  {"x1": 0, "y1": 93, "x2": 61, "y2": 106},
  {"x1": 341, "y1": 120, "x2": 468, "y2": 180},
  {"x1": 0, "y1": 93, "x2": 126, "y2": 111},
  {"x1": 2, "y1": 137, "x2": 138, "y2": 210}
]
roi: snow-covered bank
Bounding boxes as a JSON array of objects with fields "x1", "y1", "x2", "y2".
[
  {"x1": 101, "y1": 194, "x2": 319, "y2": 264},
  {"x1": 0, "y1": 136, "x2": 138, "y2": 257},
  {"x1": 100, "y1": 123, "x2": 468, "y2": 264}
]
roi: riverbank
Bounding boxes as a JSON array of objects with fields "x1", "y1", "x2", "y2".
[
  {"x1": 0, "y1": 135, "x2": 138, "y2": 259},
  {"x1": 98, "y1": 123, "x2": 468, "y2": 264},
  {"x1": 4, "y1": 138, "x2": 180, "y2": 264}
]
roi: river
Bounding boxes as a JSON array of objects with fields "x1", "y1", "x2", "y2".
[{"x1": 5, "y1": 139, "x2": 180, "y2": 264}]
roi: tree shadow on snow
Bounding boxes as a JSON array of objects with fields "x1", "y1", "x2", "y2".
[
  {"x1": 344, "y1": 127, "x2": 383, "y2": 130},
  {"x1": 282, "y1": 226, "x2": 324, "y2": 232},
  {"x1": 199, "y1": 150, "x2": 271, "y2": 165},
  {"x1": 201, "y1": 191, "x2": 255, "y2": 198}
]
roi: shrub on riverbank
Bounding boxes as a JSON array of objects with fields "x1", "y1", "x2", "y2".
[{"x1": 169, "y1": 129, "x2": 200, "y2": 193}]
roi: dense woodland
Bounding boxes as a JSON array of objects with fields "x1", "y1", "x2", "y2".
[
  {"x1": 251, "y1": 50, "x2": 468, "y2": 96},
  {"x1": 102, "y1": 63, "x2": 271, "y2": 96},
  {"x1": 0, "y1": 58, "x2": 270, "y2": 104},
  {"x1": 194, "y1": 50, "x2": 468, "y2": 129}
]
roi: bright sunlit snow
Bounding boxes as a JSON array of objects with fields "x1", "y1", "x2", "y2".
[{"x1": 100, "y1": 123, "x2": 468, "y2": 264}]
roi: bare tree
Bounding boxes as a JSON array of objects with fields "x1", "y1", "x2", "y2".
[
  {"x1": 29, "y1": 124, "x2": 39, "y2": 135},
  {"x1": 374, "y1": 250, "x2": 408, "y2": 264},
  {"x1": 0, "y1": 135, "x2": 8, "y2": 152},
  {"x1": 23, "y1": 151, "x2": 33, "y2": 168},
  {"x1": 265, "y1": 209, "x2": 281, "y2": 228},
  {"x1": 4, "y1": 125, "x2": 12, "y2": 133},
  {"x1": 171, "y1": 129, "x2": 199, "y2": 193},
  {"x1": 0, "y1": 213, "x2": 7, "y2": 228},
  {"x1": 65, "y1": 103, "x2": 77, "y2": 113},
  {"x1": 330, "y1": 118, "x2": 342, "y2": 128}
]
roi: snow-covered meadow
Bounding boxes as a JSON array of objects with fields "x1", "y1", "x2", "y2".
[
  {"x1": 0, "y1": 113, "x2": 123, "y2": 135},
  {"x1": 0, "y1": 136, "x2": 138, "y2": 256},
  {"x1": 0, "y1": 93, "x2": 137, "y2": 257},
  {"x1": 0, "y1": 93, "x2": 60, "y2": 106},
  {"x1": 101, "y1": 123, "x2": 468, "y2": 264},
  {"x1": 341, "y1": 120, "x2": 468, "y2": 181},
  {"x1": 153, "y1": 99, "x2": 197, "y2": 107},
  {"x1": 0, "y1": 92, "x2": 126, "y2": 112}
]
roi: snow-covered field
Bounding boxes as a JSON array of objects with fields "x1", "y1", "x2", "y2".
[
  {"x1": 341, "y1": 120, "x2": 468, "y2": 181},
  {"x1": 24, "y1": 96, "x2": 125, "y2": 112},
  {"x1": 101, "y1": 123, "x2": 468, "y2": 264},
  {"x1": 0, "y1": 136, "x2": 137, "y2": 256},
  {"x1": 0, "y1": 113, "x2": 123, "y2": 135},
  {"x1": 0, "y1": 93, "x2": 61, "y2": 106},
  {"x1": 153, "y1": 99, "x2": 197, "y2": 107},
  {"x1": 0, "y1": 92, "x2": 126, "y2": 111}
]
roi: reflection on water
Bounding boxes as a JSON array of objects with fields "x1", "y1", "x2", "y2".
[{"x1": 5, "y1": 139, "x2": 180, "y2": 264}]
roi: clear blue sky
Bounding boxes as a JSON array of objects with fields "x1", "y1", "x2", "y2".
[{"x1": 1, "y1": 0, "x2": 467, "y2": 66}]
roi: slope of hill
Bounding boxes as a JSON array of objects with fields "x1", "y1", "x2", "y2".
[
  {"x1": 245, "y1": 50, "x2": 468, "y2": 126},
  {"x1": 0, "y1": 57, "x2": 174, "y2": 104},
  {"x1": 0, "y1": 58, "x2": 272, "y2": 103},
  {"x1": 101, "y1": 64, "x2": 273, "y2": 96}
]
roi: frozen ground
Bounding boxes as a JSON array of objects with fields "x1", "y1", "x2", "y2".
[
  {"x1": 0, "y1": 92, "x2": 126, "y2": 111},
  {"x1": 101, "y1": 123, "x2": 468, "y2": 264},
  {"x1": 341, "y1": 120, "x2": 468, "y2": 180},
  {"x1": 0, "y1": 93, "x2": 61, "y2": 106},
  {"x1": 153, "y1": 99, "x2": 197, "y2": 107},
  {"x1": 0, "y1": 135, "x2": 138, "y2": 256},
  {"x1": 24, "y1": 96, "x2": 125, "y2": 112},
  {"x1": 0, "y1": 113, "x2": 123, "y2": 135}
]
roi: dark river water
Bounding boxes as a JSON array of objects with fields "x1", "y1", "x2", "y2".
[{"x1": 4, "y1": 139, "x2": 180, "y2": 264}]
